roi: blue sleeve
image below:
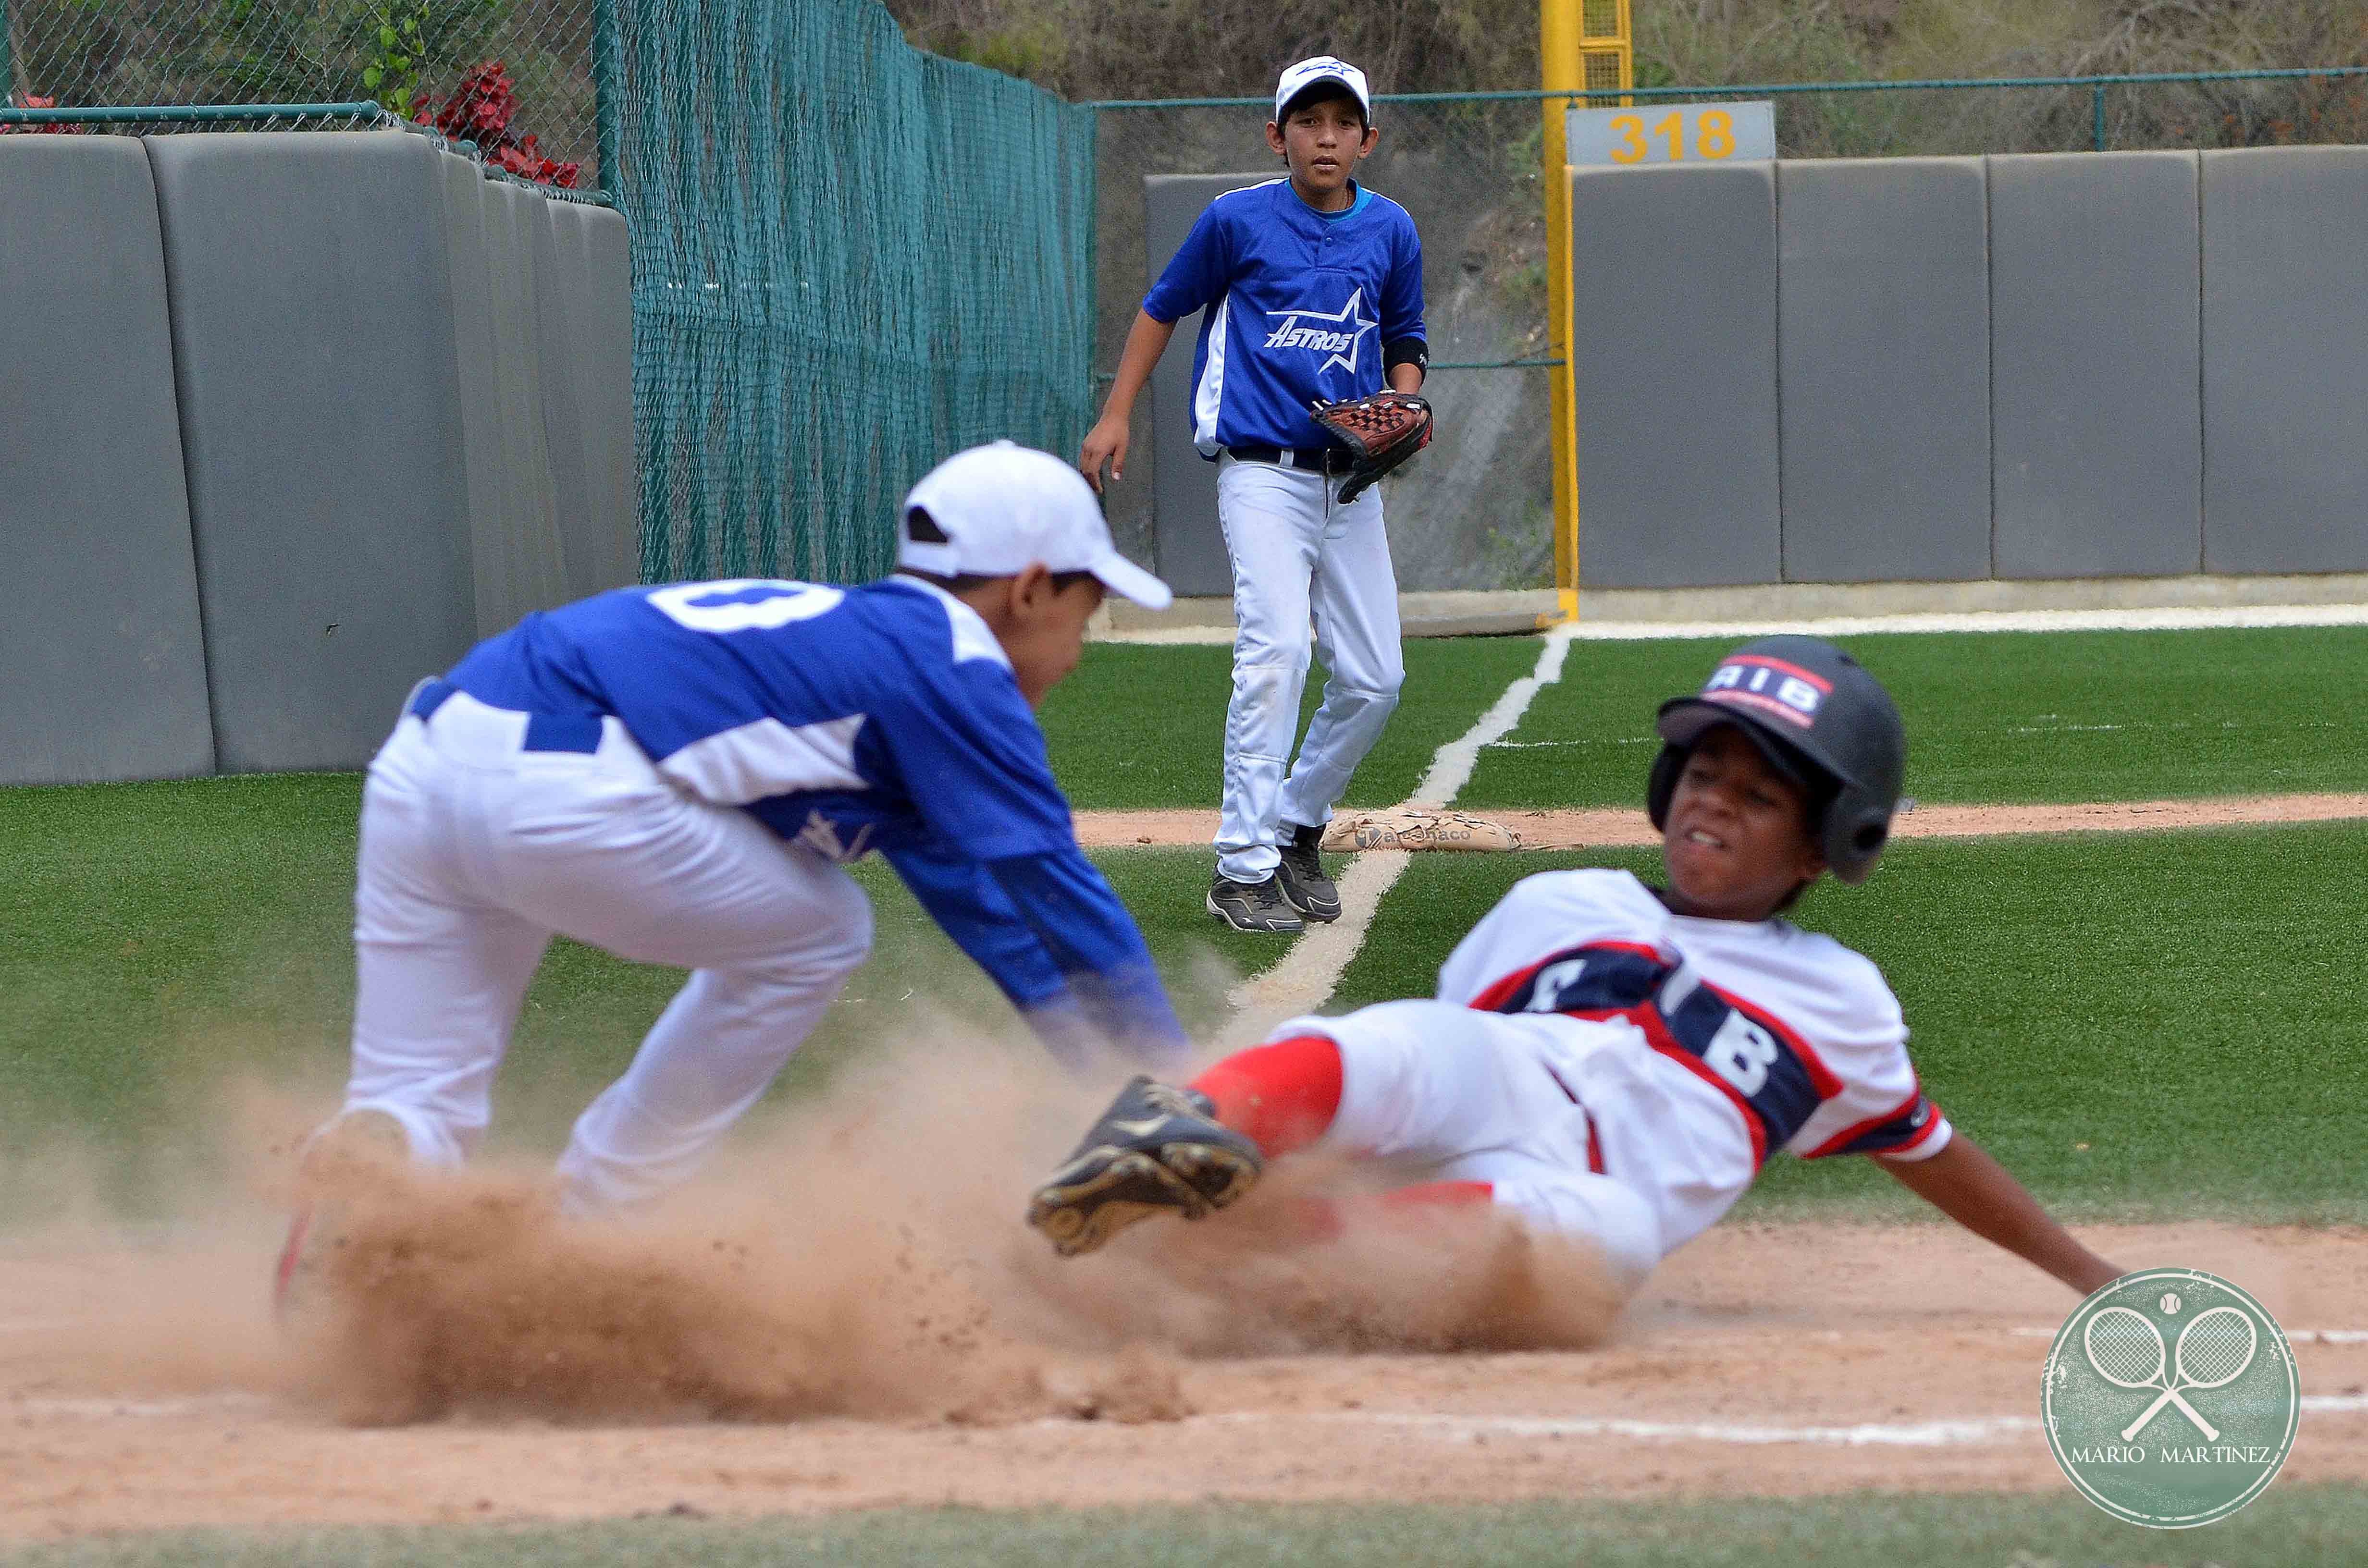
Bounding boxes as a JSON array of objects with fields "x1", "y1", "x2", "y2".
[
  {"x1": 986, "y1": 847, "x2": 1192, "y2": 1070},
  {"x1": 886, "y1": 841, "x2": 1190, "y2": 1072},
  {"x1": 1142, "y1": 200, "x2": 1233, "y2": 324},
  {"x1": 885, "y1": 845, "x2": 1067, "y2": 1009},
  {"x1": 882, "y1": 659, "x2": 1077, "y2": 863},
  {"x1": 1380, "y1": 211, "x2": 1425, "y2": 344}
]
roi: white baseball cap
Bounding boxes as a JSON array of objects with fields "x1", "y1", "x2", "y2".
[
  {"x1": 898, "y1": 441, "x2": 1173, "y2": 610},
  {"x1": 1273, "y1": 56, "x2": 1371, "y2": 123}
]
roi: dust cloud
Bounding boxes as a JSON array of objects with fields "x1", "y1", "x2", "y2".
[{"x1": 8, "y1": 1020, "x2": 1622, "y2": 1431}]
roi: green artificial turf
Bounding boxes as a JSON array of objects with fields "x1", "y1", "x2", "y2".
[
  {"x1": 1333, "y1": 823, "x2": 2368, "y2": 1224},
  {"x1": 1039, "y1": 636, "x2": 1544, "y2": 809},
  {"x1": 1460, "y1": 625, "x2": 2368, "y2": 809},
  {"x1": 9, "y1": 1487, "x2": 2363, "y2": 1567}
]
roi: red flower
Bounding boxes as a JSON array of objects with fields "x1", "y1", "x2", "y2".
[
  {"x1": 2, "y1": 93, "x2": 79, "y2": 134},
  {"x1": 419, "y1": 61, "x2": 579, "y2": 187}
]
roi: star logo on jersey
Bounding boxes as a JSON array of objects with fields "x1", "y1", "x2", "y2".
[
  {"x1": 1262, "y1": 288, "x2": 1380, "y2": 375},
  {"x1": 793, "y1": 810, "x2": 875, "y2": 864}
]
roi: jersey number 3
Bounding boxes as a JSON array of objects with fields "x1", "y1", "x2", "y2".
[{"x1": 649, "y1": 579, "x2": 844, "y2": 633}]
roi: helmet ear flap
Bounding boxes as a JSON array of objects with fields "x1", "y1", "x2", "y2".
[
  {"x1": 1646, "y1": 744, "x2": 1686, "y2": 831},
  {"x1": 1824, "y1": 799, "x2": 1893, "y2": 884}
]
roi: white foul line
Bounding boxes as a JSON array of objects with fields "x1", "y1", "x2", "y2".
[
  {"x1": 1182, "y1": 1397, "x2": 2368, "y2": 1447},
  {"x1": 1222, "y1": 625, "x2": 1578, "y2": 1042},
  {"x1": 1101, "y1": 601, "x2": 2368, "y2": 646},
  {"x1": 18, "y1": 1391, "x2": 2368, "y2": 1432}
]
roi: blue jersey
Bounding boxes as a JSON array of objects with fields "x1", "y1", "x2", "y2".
[
  {"x1": 1142, "y1": 178, "x2": 1424, "y2": 454},
  {"x1": 441, "y1": 576, "x2": 1186, "y2": 1067}
]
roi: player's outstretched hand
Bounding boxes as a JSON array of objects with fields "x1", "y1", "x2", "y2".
[{"x1": 1079, "y1": 415, "x2": 1131, "y2": 493}]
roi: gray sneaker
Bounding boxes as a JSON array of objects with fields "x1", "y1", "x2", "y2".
[
  {"x1": 1207, "y1": 872, "x2": 1303, "y2": 934},
  {"x1": 1274, "y1": 821, "x2": 1342, "y2": 922}
]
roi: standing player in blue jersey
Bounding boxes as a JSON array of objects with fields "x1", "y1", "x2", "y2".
[
  {"x1": 1079, "y1": 56, "x2": 1428, "y2": 935},
  {"x1": 278, "y1": 443, "x2": 1185, "y2": 1306}
]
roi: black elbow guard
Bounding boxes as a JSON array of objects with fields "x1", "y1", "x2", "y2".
[{"x1": 1383, "y1": 336, "x2": 1429, "y2": 376}]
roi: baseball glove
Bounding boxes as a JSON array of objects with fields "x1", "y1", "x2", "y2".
[
  {"x1": 1309, "y1": 391, "x2": 1434, "y2": 504},
  {"x1": 1320, "y1": 807, "x2": 1522, "y2": 854}
]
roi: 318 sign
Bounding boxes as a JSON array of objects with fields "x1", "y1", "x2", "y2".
[{"x1": 1565, "y1": 101, "x2": 1777, "y2": 167}]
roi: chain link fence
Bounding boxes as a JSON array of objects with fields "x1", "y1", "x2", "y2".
[
  {"x1": 9, "y1": 4, "x2": 2365, "y2": 593},
  {"x1": 3, "y1": 0, "x2": 1097, "y2": 588},
  {"x1": 1093, "y1": 69, "x2": 2368, "y2": 592},
  {"x1": 0, "y1": 0, "x2": 599, "y2": 181},
  {"x1": 614, "y1": 0, "x2": 1096, "y2": 585}
]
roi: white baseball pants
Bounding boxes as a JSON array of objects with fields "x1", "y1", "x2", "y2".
[
  {"x1": 1279, "y1": 999, "x2": 1665, "y2": 1290},
  {"x1": 1215, "y1": 456, "x2": 1404, "y2": 883},
  {"x1": 336, "y1": 689, "x2": 873, "y2": 1213}
]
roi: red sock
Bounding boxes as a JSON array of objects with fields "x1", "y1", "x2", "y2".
[{"x1": 1189, "y1": 1034, "x2": 1344, "y2": 1157}]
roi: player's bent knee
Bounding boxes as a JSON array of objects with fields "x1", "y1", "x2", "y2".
[{"x1": 1493, "y1": 1175, "x2": 1662, "y2": 1292}]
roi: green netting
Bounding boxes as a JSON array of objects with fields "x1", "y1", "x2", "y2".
[{"x1": 613, "y1": 0, "x2": 1095, "y2": 585}]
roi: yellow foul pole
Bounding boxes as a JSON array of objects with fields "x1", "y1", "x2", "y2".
[{"x1": 1539, "y1": 0, "x2": 1632, "y2": 627}]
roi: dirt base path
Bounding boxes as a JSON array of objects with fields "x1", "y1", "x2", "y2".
[
  {"x1": 6, "y1": 1220, "x2": 2363, "y2": 1539},
  {"x1": 1074, "y1": 793, "x2": 2368, "y2": 850}
]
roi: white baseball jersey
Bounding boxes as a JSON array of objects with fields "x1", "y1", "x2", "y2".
[{"x1": 1437, "y1": 869, "x2": 1952, "y2": 1257}]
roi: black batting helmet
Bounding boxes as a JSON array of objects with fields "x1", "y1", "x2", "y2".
[{"x1": 1644, "y1": 636, "x2": 1907, "y2": 885}]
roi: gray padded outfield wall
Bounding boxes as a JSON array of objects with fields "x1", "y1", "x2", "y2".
[
  {"x1": 150, "y1": 131, "x2": 481, "y2": 772},
  {"x1": 136, "y1": 130, "x2": 639, "y2": 776},
  {"x1": 1145, "y1": 173, "x2": 1270, "y2": 599},
  {"x1": 449, "y1": 165, "x2": 573, "y2": 637},
  {"x1": 0, "y1": 130, "x2": 640, "y2": 785},
  {"x1": 2200, "y1": 146, "x2": 2368, "y2": 576},
  {"x1": 1776, "y1": 157, "x2": 1991, "y2": 585},
  {"x1": 1564, "y1": 144, "x2": 2368, "y2": 591},
  {"x1": 1568, "y1": 160, "x2": 1780, "y2": 589},
  {"x1": 0, "y1": 138, "x2": 215, "y2": 786},
  {"x1": 1988, "y1": 152, "x2": 2201, "y2": 580},
  {"x1": 540, "y1": 200, "x2": 641, "y2": 602}
]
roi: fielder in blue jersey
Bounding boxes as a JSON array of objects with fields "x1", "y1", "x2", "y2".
[
  {"x1": 1081, "y1": 55, "x2": 1428, "y2": 937},
  {"x1": 277, "y1": 443, "x2": 1183, "y2": 1309}
]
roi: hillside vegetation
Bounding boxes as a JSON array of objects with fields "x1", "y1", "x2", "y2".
[{"x1": 890, "y1": 0, "x2": 2368, "y2": 114}]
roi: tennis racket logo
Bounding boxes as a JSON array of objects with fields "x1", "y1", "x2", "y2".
[
  {"x1": 2082, "y1": 1304, "x2": 2257, "y2": 1442},
  {"x1": 2044, "y1": 1269, "x2": 2296, "y2": 1529}
]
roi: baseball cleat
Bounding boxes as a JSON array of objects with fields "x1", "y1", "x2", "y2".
[
  {"x1": 1207, "y1": 872, "x2": 1303, "y2": 934},
  {"x1": 273, "y1": 1108, "x2": 411, "y2": 1328},
  {"x1": 1273, "y1": 822, "x2": 1342, "y2": 922},
  {"x1": 1027, "y1": 1076, "x2": 1265, "y2": 1257}
]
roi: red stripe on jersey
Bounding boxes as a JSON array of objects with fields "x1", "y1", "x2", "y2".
[
  {"x1": 1801, "y1": 1081, "x2": 1926, "y2": 1159},
  {"x1": 1633, "y1": 1007, "x2": 1770, "y2": 1167},
  {"x1": 1465, "y1": 940, "x2": 1666, "y2": 1014},
  {"x1": 1700, "y1": 980, "x2": 1844, "y2": 1099}
]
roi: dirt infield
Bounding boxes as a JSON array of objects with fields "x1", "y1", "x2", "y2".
[
  {"x1": 5, "y1": 1212, "x2": 2364, "y2": 1538},
  {"x1": 1073, "y1": 793, "x2": 2368, "y2": 850},
  {"x1": 10, "y1": 790, "x2": 2368, "y2": 1543}
]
